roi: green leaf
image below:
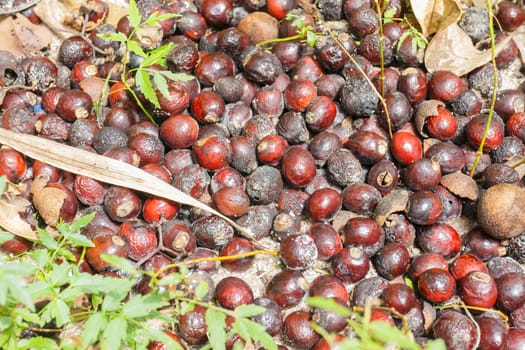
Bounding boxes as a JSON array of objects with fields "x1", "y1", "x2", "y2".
[
  {"x1": 27, "y1": 280, "x2": 55, "y2": 300},
  {"x1": 0, "y1": 230, "x2": 13, "y2": 245},
  {"x1": 100, "y1": 254, "x2": 137, "y2": 274},
  {"x1": 205, "y1": 308, "x2": 227, "y2": 350},
  {"x1": 97, "y1": 32, "x2": 128, "y2": 43},
  {"x1": 36, "y1": 227, "x2": 58, "y2": 250},
  {"x1": 135, "y1": 69, "x2": 160, "y2": 108},
  {"x1": 404, "y1": 277, "x2": 414, "y2": 290},
  {"x1": 31, "y1": 248, "x2": 50, "y2": 268},
  {"x1": 51, "y1": 299, "x2": 71, "y2": 327},
  {"x1": 383, "y1": 8, "x2": 396, "y2": 23},
  {"x1": 153, "y1": 72, "x2": 170, "y2": 100},
  {"x1": 0, "y1": 316, "x2": 12, "y2": 330},
  {"x1": 306, "y1": 31, "x2": 316, "y2": 47},
  {"x1": 68, "y1": 233, "x2": 94, "y2": 248},
  {"x1": 18, "y1": 336, "x2": 59, "y2": 350},
  {"x1": 68, "y1": 213, "x2": 95, "y2": 232},
  {"x1": 37, "y1": 227, "x2": 58, "y2": 250},
  {"x1": 49, "y1": 262, "x2": 72, "y2": 286},
  {"x1": 128, "y1": 0, "x2": 141, "y2": 28},
  {"x1": 369, "y1": 321, "x2": 419, "y2": 350},
  {"x1": 426, "y1": 338, "x2": 447, "y2": 350},
  {"x1": 73, "y1": 274, "x2": 118, "y2": 294},
  {"x1": 234, "y1": 304, "x2": 266, "y2": 318},
  {"x1": 156, "y1": 70, "x2": 194, "y2": 82},
  {"x1": 122, "y1": 293, "x2": 169, "y2": 318},
  {"x1": 41, "y1": 299, "x2": 71, "y2": 327},
  {"x1": 179, "y1": 301, "x2": 194, "y2": 315},
  {"x1": 141, "y1": 43, "x2": 173, "y2": 68},
  {"x1": 194, "y1": 280, "x2": 210, "y2": 300},
  {"x1": 102, "y1": 289, "x2": 128, "y2": 312},
  {"x1": 4, "y1": 274, "x2": 33, "y2": 310},
  {"x1": 15, "y1": 307, "x2": 41, "y2": 324},
  {"x1": 144, "y1": 12, "x2": 179, "y2": 27},
  {"x1": 232, "y1": 318, "x2": 251, "y2": 342},
  {"x1": 101, "y1": 317, "x2": 127, "y2": 350},
  {"x1": 127, "y1": 40, "x2": 147, "y2": 57},
  {"x1": 58, "y1": 286, "x2": 83, "y2": 302},
  {"x1": 307, "y1": 297, "x2": 352, "y2": 317},
  {"x1": 81, "y1": 312, "x2": 107, "y2": 347},
  {"x1": 1, "y1": 261, "x2": 37, "y2": 275},
  {"x1": 241, "y1": 319, "x2": 277, "y2": 350}
]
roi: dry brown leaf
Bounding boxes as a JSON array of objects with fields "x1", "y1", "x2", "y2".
[
  {"x1": 0, "y1": 14, "x2": 53, "y2": 58},
  {"x1": 424, "y1": 24, "x2": 514, "y2": 76},
  {"x1": 34, "y1": 0, "x2": 127, "y2": 40},
  {"x1": 0, "y1": 196, "x2": 37, "y2": 240},
  {"x1": 0, "y1": 128, "x2": 267, "y2": 247},
  {"x1": 30, "y1": 175, "x2": 67, "y2": 227},
  {"x1": 440, "y1": 172, "x2": 479, "y2": 201},
  {"x1": 410, "y1": 0, "x2": 462, "y2": 37},
  {"x1": 373, "y1": 189, "x2": 409, "y2": 226}
]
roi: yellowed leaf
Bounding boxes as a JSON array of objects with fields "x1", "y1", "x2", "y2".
[
  {"x1": 424, "y1": 24, "x2": 514, "y2": 76},
  {"x1": 0, "y1": 196, "x2": 37, "y2": 240},
  {"x1": 410, "y1": 0, "x2": 462, "y2": 37}
]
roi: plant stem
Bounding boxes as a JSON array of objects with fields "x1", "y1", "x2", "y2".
[
  {"x1": 256, "y1": 34, "x2": 305, "y2": 47},
  {"x1": 154, "y1": 250, "x2": 279, "y2": 278},
  {"x1": 469, "y1": 0, "x2": 498, "y2": 177},
  {"x1": 328, "y1": 31, "x2": 393, "y2": 139}
]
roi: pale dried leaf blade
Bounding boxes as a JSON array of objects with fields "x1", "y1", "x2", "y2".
[
  {"x1": 0, "y1": 128, "x2": 257, "y2": 242},
  {"x1": 373, "y1": 189, "x2": 409, "y2": 226},
  {"x1": 410, "y1": 0, "x2": 462, "y2": 37},
  {"x1": 0, "y1": 197, "x2": 38, "y2": 240},
  {"x1": 440, "y1": 172, "x2": 479, "y2": 201},
  {"x1": 425, "y1": 24, "x2": 514, "y2": 76}
]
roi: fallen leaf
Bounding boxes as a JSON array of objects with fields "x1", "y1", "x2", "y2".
[
  {"x1": 424, "y1": 23, "x2": 514, "y2": 76},
  {"x1": 0, "y1": 14, "x2": 53, "y2": 58},
  {"x1": 440, "y1": 172, "x2": 479, "y2": 201},
  {"x1": 373, "y1": 189, "x2": 409, "y2": 226},
  {"x1": 34, "y1": 0, "x2": 127, "y2": 40},
  {"x1": 0, "y1": 196, "x2": 37, "y2": 240},
  {"x1": 0, "y1": 128, "x2": 266, "y2": 248},
  {"x1": 410, "y1": 0, "x2": 462, "y2": 37}
]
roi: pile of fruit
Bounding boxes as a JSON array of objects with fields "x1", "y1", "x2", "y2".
[{"x1": 2, "y1": 0, "x2": 525, "y2": 349}]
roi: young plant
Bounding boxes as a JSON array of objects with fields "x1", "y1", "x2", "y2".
[
  {"x1": 256, "y1": 12, "x2": 319, "y2": 47},
  {"x1": 0, "y1": 203, "x2": 279, "y2": 349},
  {"x1": 97, "y1": 0, "x2": 193, "y2": 123},
  {"x1": 307, "y1": 297, "x2": 447, "y2": 350}
]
